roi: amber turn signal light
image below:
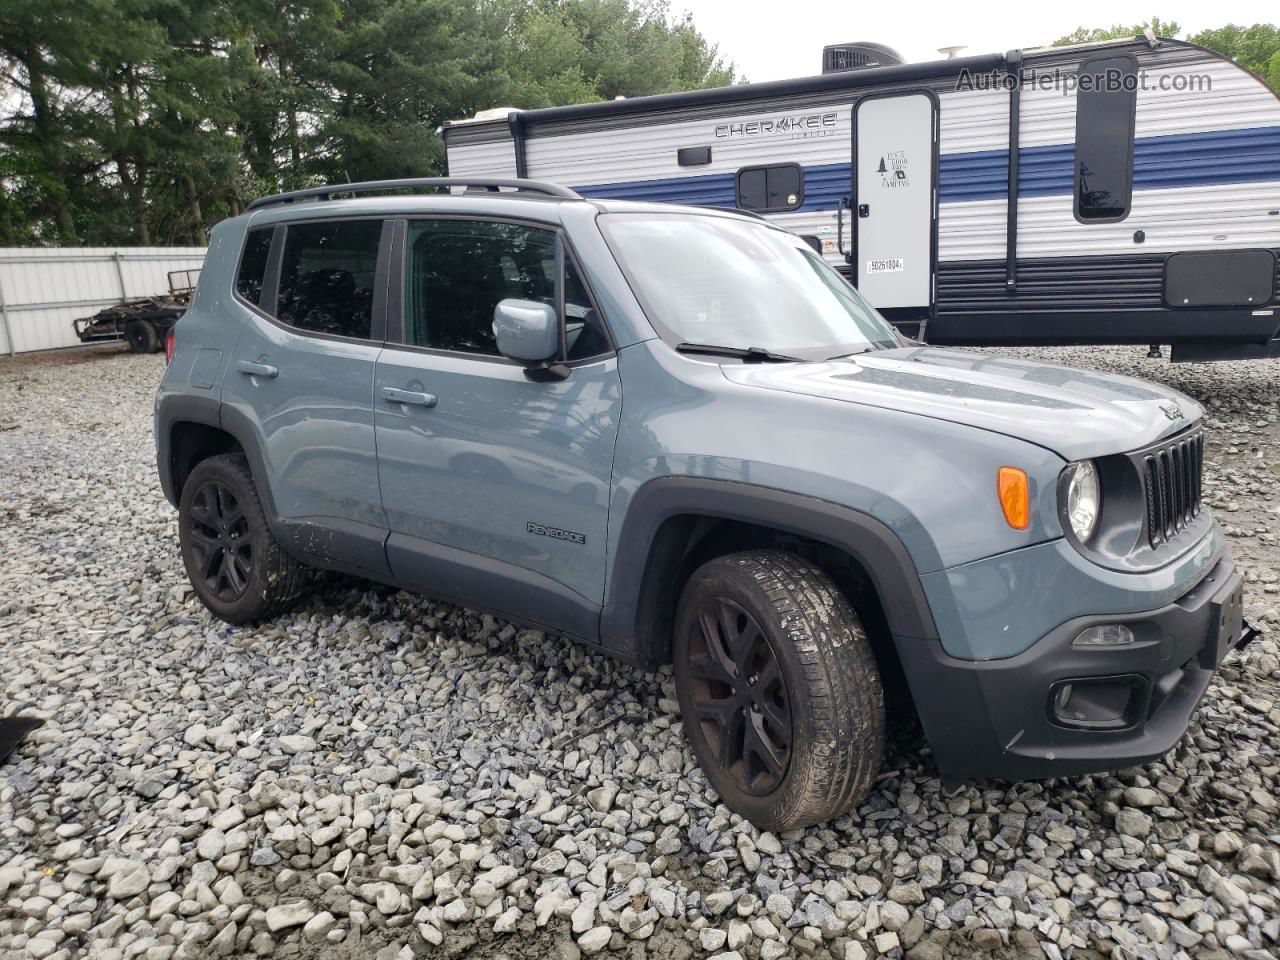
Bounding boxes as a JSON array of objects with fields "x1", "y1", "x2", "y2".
[{"x1": 997, "y1": 467, "x2": 1029, "y2": 530}]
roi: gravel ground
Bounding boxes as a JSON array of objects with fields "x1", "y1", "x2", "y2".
[{"x1": 1, "y1": 343, "x2": 1278, "y2": 960}]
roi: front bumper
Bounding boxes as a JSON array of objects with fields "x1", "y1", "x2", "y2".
[{"x1": 898, "y1": 554, "x2": 1248, "y2": 781}]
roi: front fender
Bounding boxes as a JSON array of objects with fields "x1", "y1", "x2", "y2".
[{"x1": 599, "y1": 476, "x2": 942, "y2": 662}]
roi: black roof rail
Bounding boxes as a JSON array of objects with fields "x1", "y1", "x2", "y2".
[{"x1": 245, "y1": 177, "x2": 581, "y2": 212}]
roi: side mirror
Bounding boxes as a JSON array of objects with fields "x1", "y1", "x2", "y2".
[
  {"x1": 493, "y1": 298, "x2": 569, "y2": 381},
  {"x1": 493, "y1": 298, "x2": 559, "y2": 362},
  {"x1": 799, "y1": 234, "x2": 823, "y2": 255}
]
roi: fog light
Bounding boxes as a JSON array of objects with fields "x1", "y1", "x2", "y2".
[
  {"x1": 1072, "y1": 624, "x2": 1135, "y2": 647},
  {"x1": 1049, "y1": 675, "x2": 1146, "y2": 729}
]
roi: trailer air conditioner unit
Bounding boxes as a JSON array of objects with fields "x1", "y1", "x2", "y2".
[{"x1": 821, "y1": 42, "x2": 905, "y2": 73}]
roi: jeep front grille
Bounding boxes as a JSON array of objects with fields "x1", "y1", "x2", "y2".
[{"x1": 1142, "y1": 431, "x2": 1203, "y2": 547}]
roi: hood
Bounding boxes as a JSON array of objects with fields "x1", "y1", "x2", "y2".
[{"x1": 721, "y1": 347, "x2": 1202, "y2": 461}]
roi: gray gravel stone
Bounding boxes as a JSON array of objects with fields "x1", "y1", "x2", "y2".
[{"x1": 2, "y1": 345, "x2": 1279, "y2": 960}]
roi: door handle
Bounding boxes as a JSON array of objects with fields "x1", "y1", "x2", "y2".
[
  {"x1": 236, "y1": 360, "x2": 278, "y2": 379},
  {"x1": 381, "y1": 386, "x2": 438, "y2": 408}
]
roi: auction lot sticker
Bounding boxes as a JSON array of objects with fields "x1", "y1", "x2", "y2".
[{"x1": 866, "y1": 258, "x2": 904, "y2": 273}]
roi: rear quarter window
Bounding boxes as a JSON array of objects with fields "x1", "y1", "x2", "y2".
[{"x1": 236, "y1": 227, "x2": 273, "y2": 305}]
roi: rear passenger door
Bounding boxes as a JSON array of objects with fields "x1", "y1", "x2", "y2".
[
  {"x1": 374, "y1": 217, "x2": 621, "y2": 633},
  {"x1": 220, "y1": 216, "x2": 392, "y2": 578}
]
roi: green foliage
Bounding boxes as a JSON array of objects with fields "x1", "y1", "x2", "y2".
[
  {"x1": 1189, "y1": 23, "x2": 1280, "y2": 83},
  {"x1": 1052, "y1": 18, "x2": 1182, "y2": 47},
  {"x1": 1052, "y1": 19, "x2": 1279, "y2": 95},
  {"x1": 0, "y1": 0, "x2": 735, "y2": 245}
]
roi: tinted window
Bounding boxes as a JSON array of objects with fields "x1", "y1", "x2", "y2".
[
  {"x1": 404, "y1": 220, "x2": 608, "y2": 360},
  {"x1": 737, "y1": 164, "x2": 804, "y2": 211},
  {"x1": 236, "y1": 227, "x2": 273, "y2": 305},
  {"x1": 1074, "y1": 55, "x2": 1137, "y2": 222},
  {"x1": 276, "y1": 219, "x2": 382, "y2": 338}
]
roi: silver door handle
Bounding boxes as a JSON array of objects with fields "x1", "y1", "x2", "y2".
[
  {"x1": 381, "y1": 386, "x2": 437, "y2": 408},
  {"x1": 236, "y1": 360, "x2": 278, "y2": 378}
]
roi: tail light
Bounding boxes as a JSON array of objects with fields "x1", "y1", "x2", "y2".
[{"x1": 165, "y1": 330, "x2": 176, "y2": 364}]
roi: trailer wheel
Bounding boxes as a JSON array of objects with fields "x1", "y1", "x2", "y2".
[{"x1": 125, "y1": 319, "x2": 160, "y2": 353}]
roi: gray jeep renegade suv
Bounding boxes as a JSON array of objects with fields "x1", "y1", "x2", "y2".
[{"x1": 156, "y1": 177, "x2": 1249, "y2": 830}]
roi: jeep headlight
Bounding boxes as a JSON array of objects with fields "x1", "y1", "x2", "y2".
[{"x1": 1064, "y1": 460, "x2": 1100, "y2": 542}]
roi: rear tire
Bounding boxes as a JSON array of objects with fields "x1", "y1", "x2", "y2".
[
  {"x1": 673, "y1": 550, "x2": 885, "y2": 830},
  {"x1": 178, "y1": 453, "x2": 308, "y2": 624},
  {"x1": 125, "y1": 319, "x2": 160, "y2": 354}
]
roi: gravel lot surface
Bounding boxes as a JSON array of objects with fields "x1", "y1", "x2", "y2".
[{"x1": 1, "y1": 344, "x2": 1278, "y2": 960}]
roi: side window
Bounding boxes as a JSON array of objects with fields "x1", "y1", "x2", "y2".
[
  {"x1": 276, "y1": 219, "x2": 382, "y2": 338},
  {"x1": 404, "y1": 219, "x2": 609, "y2": 360},
  {"x1": 236, "y1": 227, "x2": 273, "y2": 305},
  {"x1": 736, "y1": 164, "x2": 804, "y2": 212},
  {"x1": 1074, "y1": 55, "x2": 1137, "y2": 222}
]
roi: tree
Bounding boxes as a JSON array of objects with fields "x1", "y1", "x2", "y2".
[
  {"x1": 0, "y1": 0, "x2": 735, "y2": 245},
  {"x1": 1190, "y1": 23, "x2": 1280, "y2": 91},
  {"x1": 501, "y1": 0, "x2": 734, "y2": 109},
  {"x1": 1053, "y1": 18, "x2": 1182, "y2": 47},
  {"x1": 1052, "y1": 19, "x2": 1279, "y2": 94}
]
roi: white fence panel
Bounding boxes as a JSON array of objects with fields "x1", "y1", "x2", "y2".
[{"x1": 0, "y1": 247, "x2": 207, "y2": 355}]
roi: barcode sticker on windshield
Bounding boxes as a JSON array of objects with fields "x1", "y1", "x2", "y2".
[{"x1": 866, "y1": 258, "x2": 904, "y2": 274}]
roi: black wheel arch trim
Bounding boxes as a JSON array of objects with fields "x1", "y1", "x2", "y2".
[
  {"x1": 158, "y1": 395, "x2": 283, "y2": 537},
  {"x1": 599, "y1": 477, "x2": 940, "y2": 663},
  {"x1": 156, "y1": 392, "x2": 225, "y2": 508}
]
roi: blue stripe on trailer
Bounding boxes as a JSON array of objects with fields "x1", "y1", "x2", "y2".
[
  {"x1": 571, "y1": 125, "x2": 1280, "y2": 209},
  {"x1": 944, "y1": 124, "x2": 1280, "y2": 201}
]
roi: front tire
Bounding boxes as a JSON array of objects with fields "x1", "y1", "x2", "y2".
[
  {"x1": 178, "y1": 454, "x2": 307, "y2": 624},
  {"x1": 673, "y1": 550, "x2": 885, "y2": 830}
]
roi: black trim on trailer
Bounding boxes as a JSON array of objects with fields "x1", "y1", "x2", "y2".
[
  {"x1": 442, "y1": 120, "x2": 513, "y2": 147},
  {"x1": 936, "y1": 253, "x2": 1280, "y2": 330},
  {"x1": 508, "y1": 112, "x2": 528, "y2": 178},
  {"x1": 927, "y1": 306, "x2": 1280, "y2": 346},
  {"x1": 1005, "y1": 50, "x2": 1023, "y2": 292},
  {"x1": 677, "y1": 146, "x2": 713, "y2": 166}
]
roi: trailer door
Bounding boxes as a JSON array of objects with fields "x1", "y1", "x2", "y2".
[{"x1": 852, "y1": 93, "x2": 937, "y2": 314}]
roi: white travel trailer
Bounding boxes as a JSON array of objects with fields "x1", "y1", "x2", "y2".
[{"x1": 444, "y1": 37, "x2": 1280, "y2": 360}]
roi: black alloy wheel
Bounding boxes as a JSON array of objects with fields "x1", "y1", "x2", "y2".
[
  {"x1": 686, "y1": 598, "x2": 792, "y2": 796},
  {"x1": 187, "y1": 480, "x2": 253, "y2": 602},
  {"x1": 177, "y1": 453, "x2": 307, "y2": 623},
  {"x1": 673, "y1": 551, "x2": 886, "y2": 830}
]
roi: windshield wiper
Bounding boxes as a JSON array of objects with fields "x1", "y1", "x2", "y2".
[
  {"x1": 676, "y1": 342, "x2": 801, "y2": 363},
  {"x1": 825, "y1": 346, "x2": 877, "y2": 361}
]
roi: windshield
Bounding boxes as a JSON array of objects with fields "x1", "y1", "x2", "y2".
[{"x1": 600, "y1": 213, "x2": 900, "y2": 360}]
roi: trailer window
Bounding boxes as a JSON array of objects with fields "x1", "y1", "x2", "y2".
[
  {"x1": 1074, "y1": 55, "x2": 1137, "y2": 222},
  {"x1": 736, "y1": 164, "x2": 804, "y2": 212},
  {"x1": 236, "y1": 227, "x2": 273, "y2": 305},
  {"x1": 275, "y1": 219, "x2": 382, "y2": 339}
]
